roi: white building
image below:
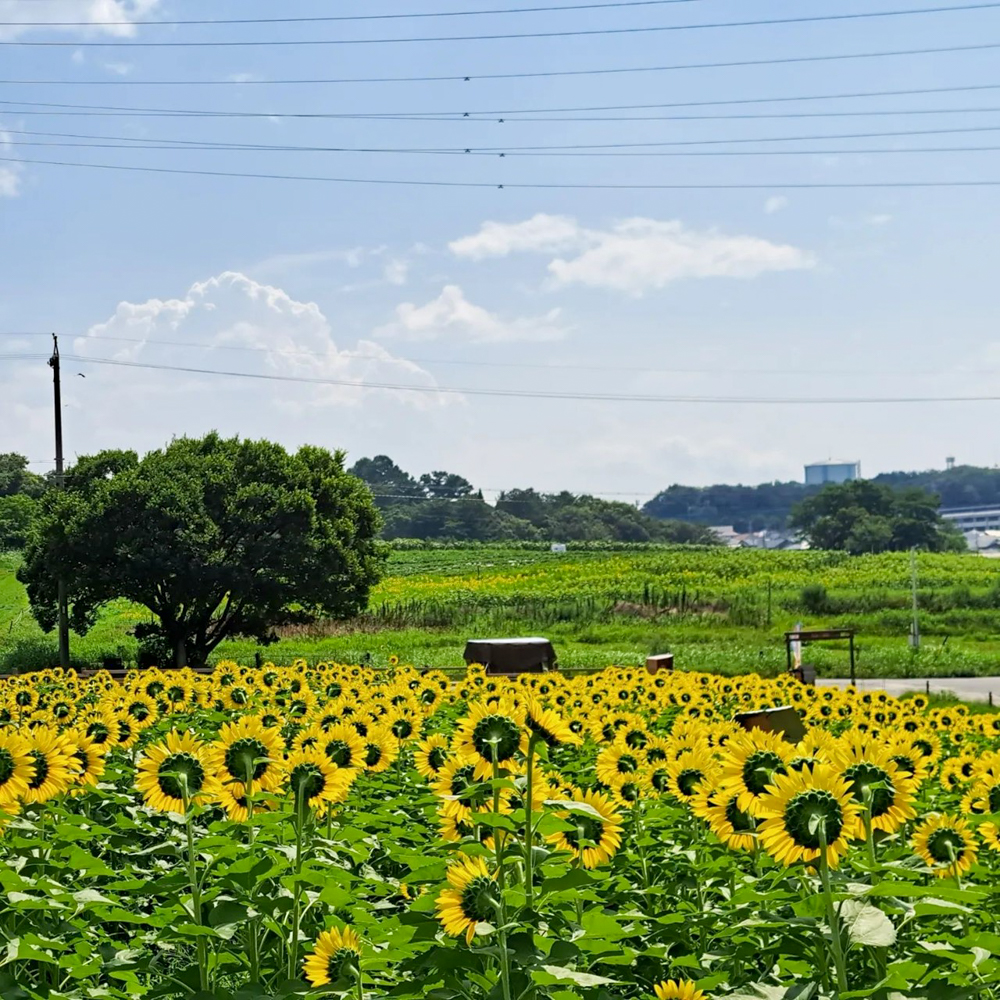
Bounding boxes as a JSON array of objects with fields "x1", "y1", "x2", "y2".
[
  {"x1": 804, "y1": 460, "x2": 861, "y2": 486},
  {"x1": 942, "y1": 506, "x2": 1000, "y2": 532}
]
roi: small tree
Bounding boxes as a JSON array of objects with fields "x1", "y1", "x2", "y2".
[{"x1": 19, "y1": 434, "x2": 385, "y2": 668}]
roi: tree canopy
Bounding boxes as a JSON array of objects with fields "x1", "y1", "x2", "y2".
[
  {"x1": 19, "y1": 434, "x2": 385, "y2": 667},
  {"x1": 349, "y1": 457, "x2": 716, "y2": 544},
  {"x1": 789, "y1": 480, "x2": 965, "y2": 554}
]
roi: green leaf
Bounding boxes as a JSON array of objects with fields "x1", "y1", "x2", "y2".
[
  {"x1": 534, "y1": 965, "x2": 617, "y2": 987},
  {"x1": 840, "y1": 900, "x2": 896, "y2": 948}
]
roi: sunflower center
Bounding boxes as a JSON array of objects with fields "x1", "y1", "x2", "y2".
[
  {"x1": 617, "y1": 782, "x2": 641, "y2": 802},
  {"x1": 890, "y1": 755, "x2": 916, "y2": 776},
  {"x1": 913, "y1": 740, "x2": 933, "y2": 757},
  {"x1": 365, "y1": 743, "x2": 382, "y2": 767},
  {"x1": 470, "y1": 715, "x2": 521, "y2": 763},
  {"x1": 844, "y1": 762, "x2": 895, "y2": 818},
  {"x1": 0, "y1": 748, "x2": 16, "y2": 786},
  {"x1": 452, "y1": 765, "x2": 489, "y2": 810},
  {"x1": 927, "y1": 828, "x2": 967, "y2": 864},
  {"x1": 392, "y1": 718, "x2": 414, "y2": 740},
  {"x1": 129, "y1": 702, "x2": 151, "y2": 721},
  {"x1": 724, "y1": 796, "x2": 756, "y2": 833},
  {"x1": 290, "y1": 763, "x2": 326, "y2": 804},
  {"x1": 324, "y1": 946, "x2": 356, "y2": 983},
  {"x1": 525, "y1": 714, "x2": 558, "y2": 747},
  {"x1": 27, "y1": 749, "x2": 48, "y2": 790},
  {"x1": 987, "y1": 785, "x2": 1000, "y2": 813},
  {"x1": 460, "y1": 875, "x2": 497, "y2": 923},
  {"x1": 783, "y1": 789, "x2": 845, "y2": 849},
  {"x1": 616, "y1": 753, "x2": 639, "y2": 775},
  {"x1": 428, "y1": 747, "x2": 448, "y2": 772},
  {"x1": 324, "y1": 740, "x2": 354, "y2": 768},
  {"x1": 87, "y1": 722, "x2": 111, "y2": 744},
  {"x1": 224, "y1": 738, "x2": 270, "y2": 782},
  {"x1": 651, "y1": 768, "x2": 670, "y2": 792},
  {"x1": 742, "y1": 751, "x2": 787, "y2": 795},
  {"x1": 676, "y1": 768, "x2": 703, "y2": 798},
  {"x1": 157, "y1": 752, "x2": 206, "y2": 800},
  {"x1": 15, "y1": 691, "x2": 32, "y2": 707},
  {"x1": 565, "y1": 815, "x2": 605, "y2": 848}
]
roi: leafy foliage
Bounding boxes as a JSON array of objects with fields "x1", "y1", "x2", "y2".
[{"x1": 18, "y1": 434, "x2": 385, "y2": 667}]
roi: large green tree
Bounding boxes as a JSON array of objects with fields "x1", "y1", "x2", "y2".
[
  {"x1": 789, "y1": 480, "x2": 964, "y2": 554},
  {"x1": 19, "y1": 434, "x2": 385, "y2": 668}
]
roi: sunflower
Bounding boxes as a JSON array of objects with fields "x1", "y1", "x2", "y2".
[
  {"x1": 386, "y1": 707, "x2": 420, "y2": 744},
  {"x1": 434, "y1": 758, "x2": 495, "y2": 823},
  {"x1": 23, "y1": 729, "x2": 74, "y2": 805},
  {"x1": 719, "y1": 730, "x2": 793, "y2": 818},
  {"x1": 757, "y1": 763, "x2": 860, "y2": 869},
  {"x1": 435, "y1": 855, "x2": 499, "y2": 945},
  {"x1": 361, "y1": 725, "x2": 398, "y2": 773},
  {"x1": 979, "y1": 821, "x2": 1000, "y2": 852},
  {"x1": 608, "y1": 770, "x2": 652, "y2": 808},
  {"x1": 285, "y1": 748, "x2": 353, "y2": 814},
  {"x1": 136, "y1": 731, "x2": 220, "y2": 814},
  {"x1": 65, "y1": 731, "x2": 106, "y2": 791},
  {"x1": 913, "y1": 813, "x2": 978, "y2": 879},
  {"x1": 524, "y1": 698, "x2": 582, "y2": 748},
  {"x1": 207, "y1": 716, "x2": 285, "y2": 793},
  {"x1": 216, "y1": 781, "x2": 275, "y2": 823},
  {"x1": 546, "y1": 789, "x2": 623, "y2": 869},
  {"x1": 698, "y1": 787, "x2": 757, "y2": 852},
  {"x1": 123, "y1": 693, "x2": 158, "y2": 729},
  {"x1": 302, "y1": 925, "x2": 361, "y2": 987},
  {"x1": 415, "y1": 734, "x2": 451, "y2": 779},
  {"x1": 455, "y1": 700, "x2": 527, "y2": 780},
  {"x1": 834, "y1": 741, "x2": 916, "y2": 836},
  {"x1": 665, "y1": 749, "x2": 718, "y2": 805},
  {"x1": 0, "y1": 731, "x2": 33, "y2": 806},
  {"x1": 318, "y1": 724, "x2": 366, "y2": 772},
  {"x1": 653, "y1": 982, "x2": 706, "y2": 1000}
]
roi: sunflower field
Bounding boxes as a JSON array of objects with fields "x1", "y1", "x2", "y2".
[{"x1": 2, "y1": 662, "x2": 1000, "y2": 999}]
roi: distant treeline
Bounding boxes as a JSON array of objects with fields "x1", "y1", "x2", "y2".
[
  {"x1": 642, "y1": 464, "x2": 1000, "y2": 531},
  {"x1": 349, "y1": 456, "x2": 715, "y2": 544}
]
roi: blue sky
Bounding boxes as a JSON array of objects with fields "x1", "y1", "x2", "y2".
[{"x1": 3, "y1": 0, "x2": 1000, "y2": 501}]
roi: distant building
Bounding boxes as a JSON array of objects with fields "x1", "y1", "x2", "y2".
[
  {"x1": 962, "y1": 529, "x2": 1000, "y2": 556},
  {"x1": 942, "y1": 506, "x2": 1000, "y2": 532},
  {"x1": 804, "y1": 460, "x2": 861, "y2": 486}
]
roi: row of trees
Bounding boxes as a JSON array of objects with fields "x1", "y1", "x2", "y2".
[
  {"x1": 348, "y1": 456, "x2": 713, "y2": 543},
  {"x1": 643, "y1": 463, "x2": 1000, "y2": 532},
  {"x1": 0, "y1": 453, "x2": 47, "y2": 550}
]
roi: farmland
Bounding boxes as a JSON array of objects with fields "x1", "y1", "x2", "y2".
[
  {"x1": 3, "y1": 660, "x2": 1000, "y2": 999},
  {"x1": 5, "y1": 546, "x2": 1000, "y2": 677}
]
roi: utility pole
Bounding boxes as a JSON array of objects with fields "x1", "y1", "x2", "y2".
[
  {"x1": 48, "y1": 334, "x2": 70, "y2": 670},
  {"x1": 909, "y1": 548, "x2": 920, "y2": 651}
]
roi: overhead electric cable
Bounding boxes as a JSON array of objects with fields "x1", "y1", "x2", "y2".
[
  {"x1": 5, "y1": 3, "x2": 1000, "y2": 46},
  {"x1": 60, "y1": 355, "x2": 1000, "y2": 404},
  {"x1": 4, "y1": 40, "x2": 1000, "y2": 85}
]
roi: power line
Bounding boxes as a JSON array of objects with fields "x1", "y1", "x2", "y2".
[
  {"x1": 9, "y1": 152, "x2": 1000, "y2": 188},
  {"x1": 5, "y1": 3, "x2": 1000, "y2": 46},
  {"x1": 0, "y1": 334, "x2": 991, "y2": 380},
  {"x1": 4, "y1": 40, "x2": 1000, "y2": 85},
  {"x1": 13, "y1": 95, "x2": 1000, "y2": 123},
  {"x1": 0, "y1": 0, "x2": 722, "y2": 26},
  {"x1": 59, "y1": 355, "x2": 1000, "y2": 404}
]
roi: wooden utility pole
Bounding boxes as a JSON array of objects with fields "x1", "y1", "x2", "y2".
[{"x1": 48, "y1": 334, "x2": 70, "y2": 669}]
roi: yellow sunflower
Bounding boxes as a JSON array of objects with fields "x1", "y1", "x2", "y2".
[
  {"x1": 455, "y1": 700, "x2": 527, "y2": 780},
  {"x1": 136, "y1": 730, "x2": 219, "y2": 814},
  {"x1": 834, "y1": 740, "x2": 916, "y2": 836},
  {"x1": 433, "y1": 758, "x2": 495, "y2": 824},
  {"x1": 546, "y1": 789, "x2": 623, "y2": 869},
  {"x1": 698, "y1": 787, "x2": 757, "y2": 853},
  {"x1": 653, "y1": 982, "x2": 706, "y2": 1000},
  {"x1": 524, "y1": 698, "x2": 582, "y2": 748},
  {"x1": 302, "y1": 925, "x2": 361, "y2": 987},
  {"x1": 595, "y1": 745, "x2": 646, "y2": 787},
  {"x1": 0, "y1": 731, "x2": 33, "y2": 806},
  {"x1": 913, "y1": 813, "x2": 978, "y2": 879},
  {"x1": 664, "y1": 749, "x2": 719, "y2": 806},
  {"x1": 207, "y1": 715, "x2": 285, "y2": 793},
  {"x1": 757, "y1": 763, "x2": 860, "y2": 869},
  {"x1": 65, "y1": 731, "x2": 106, "y2": 792},
  {"x1": 414, "y1": 733, "x2": 451, "y2": 780},
  {"x1": 285, "y1": 747, "x2": 354, "y2": 814},
  {"x1": 435, "y1": 855, "x2": 499, "y2": 945},
  {"x1": 718, "y1": 729, "x2": 793, "y2": 818},
  {"x1": 23, "y1": 729, "x2": 74, "y2": 805},
  {"x1": 361, "y1": 725, "x2": 398, "y2": 773},
  {"x1": 318, "y1": 724, "x2": 366, "y2": 772}
]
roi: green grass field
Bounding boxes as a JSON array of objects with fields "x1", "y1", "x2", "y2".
[{"x1": 4, "y1": 546, "x2": 1000, "y2": 676}]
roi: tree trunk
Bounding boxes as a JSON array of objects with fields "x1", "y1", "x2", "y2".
[{"x1": 174, "y1": 636, "x2": 187, "y2": 669}]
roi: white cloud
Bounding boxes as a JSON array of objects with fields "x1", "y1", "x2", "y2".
[
  {"x1": 102, "y1": 61, "x2": 133, "y2": 75},
  {"x1": 375, "y1": 285, "x2": 568, "y2": 343},
  {"x1": 449, "y1": 214, "x2": 582, "y2": 260},
  {"x1": 73, "y1": 271, "x2": 449, "y2": 410},
  {"x1": 0, "y1": 1, "x2": 162, "y2": 40},
  {"x1": 0, "y1": 128, "x2": 23, "y2": 197},
  {"x1": 450, "y1": 214, "x2": 815, "y2": 295},
  {"x1": 764, "y1": 196, "x2": 789, "y2": 215},
  {"x1": 383, "y1": 259, "x2": 409, "y2": 286}
]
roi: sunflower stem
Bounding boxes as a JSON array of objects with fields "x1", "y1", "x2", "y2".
[
  {"x1": 287, "y1": 783, "x2": 308, "y2": 981},
  {"x1": 181, "y1": 787, "x2": 209, "y2": 993},
  {"x1": 243, "y1": 766, "x2": 260, "y2": 986},
  {"x1": 818, "y1": 823, "x2": 848, "y2": 997},
  {"x1": 524, "y1": 735, "x2": 537, "y2": 910},
  {"x1": 491, "y1": 755, "x2": 513, "y2": 1000}
]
